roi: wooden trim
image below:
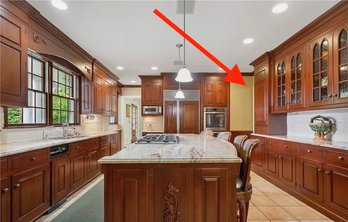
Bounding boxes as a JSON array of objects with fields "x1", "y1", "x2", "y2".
[{"x1": 122, "y1": 85, "x2": 141, "y2": 88}]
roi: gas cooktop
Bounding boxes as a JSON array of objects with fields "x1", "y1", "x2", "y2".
[{"x1": 136, "y1": 135, "x2": 179, "y2": 144}]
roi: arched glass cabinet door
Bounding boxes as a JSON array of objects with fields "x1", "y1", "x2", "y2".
[
  {"x1": 290, "y1": 53, "x2": 302, "y2": 105},
  {"x1": 276, "y1": 61, "x2": 286, "y2": 108},
  {"x1": 338, "y1": 29, "x2": 348, "y2": 99},
  {"x1": 312, "y1": 39, "x2": 329, "y2": 103}
]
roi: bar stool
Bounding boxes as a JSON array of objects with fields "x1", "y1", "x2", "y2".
[
  {"x1": 217, "y1": 131, "x2": 232, "y2": 141},
  {"x1": 236, "y1": 139, "x2": 260, "y2": 222},
  {"x1": 233, "y1": 135, "x2": 248, "y2": 155}
]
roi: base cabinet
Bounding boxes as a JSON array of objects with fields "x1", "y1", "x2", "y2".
[
  {"x1": 51, "y1": 155, "x2": 70, "y2": 206},
  {"x1": 279, "y1": 153, "x2": 297, "y2": 189},
  {"x1": 70, "y1": 152, "x2": 87, "y2": 192},
  {"x1": 12, "y1": 164, "x2": 50, "y2": 222},
  {"x1": 1, "y1": 177, "x2": 11, "y2": 222}
]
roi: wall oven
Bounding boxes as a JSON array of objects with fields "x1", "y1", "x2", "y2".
[
  {"x1": 143, "y1": 106, "x2": 162, "y2": 115},
  {"x1": 204, "y1": 107, "x2": 227, "y2": 132}
]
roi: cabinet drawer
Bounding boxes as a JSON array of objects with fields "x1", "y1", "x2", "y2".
[
  {"x1": 265, "y1": 138, "x2": 280, "y2": 152},
  {"x1": 326, "y1": 150, "x2": 348, "y2": 167},
  {"x1": 1, "y1": 158, "x2": 9, "y2": 176},
  {"x1": 11, "y1": 149, "x2": 49, "y2": 171},
  {"x1": 254, "y1": 126, "x2": 267, "y2": 134},
  {"x1": 70, "y1": 138, "x2": 99, "y2": 155},
  {"x1": 100, "y1": 136, "x2": 109, "y2": 146},
  {"x1": 280, "y1": 141, "x2": 299, "y2": 154},
  {"x1": 299, "y1": 144, "x2": 323, "y2": 160}
]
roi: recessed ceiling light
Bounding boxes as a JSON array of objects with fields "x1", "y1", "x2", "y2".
[
  {"x1": 272, "y1": 3, "x2": 288, "y2": 14},
  {"x1": 151, "y1": 66, "x2": 158, "y2": 70},
  {"x1": 243, "y1": 38, "x2": 254, "y2": 45},
  {"x1": 51, "y1": 0, "x2": 68, "y2": 10},
  {"x1": 130, "y1": 80, "x2": 136, "y2": 84},
  {"x1": 116, "y1": 66, "x2": 124, "y2": 70}
]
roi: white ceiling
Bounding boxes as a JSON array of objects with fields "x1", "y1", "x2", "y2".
[{"x1": 28, "y1": 0, "x2": 339, "y2": 85}]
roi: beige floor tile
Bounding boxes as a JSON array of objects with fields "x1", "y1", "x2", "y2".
[
  {"x1": 258, "y1": 187, "x2": 288, "y2": 196},
  {"x1": 248, "y1": 206, "x2": 269, "y2": 220},
  {"x1": 282, "y1": 207, "x2": 327, "y2": 220},
  {"x1": 268, "y1": 195, "x2": 303, "y2": 206},
  {"x1": 258, "y1": 206, "x2": 295, "y2": 220},
  {"x1": 270, "y1": 220, "x2": 299, "y2": 222},
  {"x1": 248, "y1": 220, "x2": 270, "y2": 222},
  {"x1": 299, "y1": 220, "x2": 333, "y2": 222},
  {"x1": 251, "y1": 195, "x2": 278, "y2": 206},
  {"x1": 252, "y1": 187, "x2": 264, "y2": 196}
]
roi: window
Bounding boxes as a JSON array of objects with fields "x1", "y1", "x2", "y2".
[
  {"x1": 6, "y1": 55, "x2": 47, "y2": 126},
  {"x1": 109, "y1": 116, "x2": 117, "y2": 124},
  {"x1": 5, "y1": 53, "x2": 80, "y2": 127}
]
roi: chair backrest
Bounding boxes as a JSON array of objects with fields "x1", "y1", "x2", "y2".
[
  {"x1": 233, "y1": 135, "x2": 248, "y2": 155},
  {"x1": 200, "y1": 130, "x2": 214, "y2": 137},
  {"x1": 217, "y1": 132, "x2": 232, "y2": 141},
  {"x1": 239, "y1": 139, "x2": 260, "y2": 191}
]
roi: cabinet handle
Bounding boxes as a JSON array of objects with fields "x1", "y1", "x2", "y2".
[
  {"x1": 269, "y1": 142, "x2": 272, "y2": 145},
  {"x1": 307, "y1": 150, "x2": 312, "y2": 153},
  {"x1": 14, "y1": 184, "x2": 20, "y2": 188},
  {"x1": 275, "y1": 155, "x2": 278, "y2": 158},
  {"x1": 317, "y1": 168, "x2": 322, "y2": 172},
  {"x1": 278, "y1": 156, "x2": 282, "y2": 159},
  {"x1": 333, "y1": 94, "x2": 338, "y2": 97},
  {"x1": 76, "y1": 146, "x2": 80, "y2": 149},
  {"x1": 2, "y1": 188, "x2": 9, "y2": 193},
  {"x1": 325, "y1": 171, "x2": 330, "y2": 175},
  {"x1": 31, "y1": 157, "x2": 36, "y2": 161},
  {"x1": 284, "y1": 145, "x2": 288, "y2": 148},
  {"x1": 338, "y1": 156, "x2": 344, "y2": 161},
  {"x1": 328, "y1": 94, "x2": 333, "y2": 98}
]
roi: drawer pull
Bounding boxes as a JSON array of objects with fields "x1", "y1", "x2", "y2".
[
  {"x1": 325, "y1": 171, "x2": 330, "y2": 175},
  {"x1": 31, "y1": 157, "x2": 36, "y2": 161},
  {"x1": 317, "y1": 168, "x2": 322, "y2": 172},
  {"x1": 76, "y1": 146, "x2": 80, "y2": 149},
  {"x1": 307, "y1": 150, "x2": 312, "y2": 153},
  {"x1": 284, "y1": 145, "x2": 288, "y2": 148},
  {"x1": 2, "y1": 188, "x2": 9, "y2": 193},
  {"x1": 275, "y1": 155, "x2": 278, "y2": 158},
  {"x1": 269, "y1": 142, "x2": 272, "y2": 145},
  {"x1": 338, "y1": 156, "x2": 344, "y2": 161},
  {"x1": 14, "y1": 184, "x2": 20, "y2": 188},
  {"x1": 278, "y1": 156, "x2": 282, "y2": 159}
]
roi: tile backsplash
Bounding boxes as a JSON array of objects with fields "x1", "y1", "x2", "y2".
[
  {"x1": 287, "y1": 108, "x2": 348, "y2": 142},
  {"x1": 142, "y1": 116, "x2": 164, "y2": 132}
]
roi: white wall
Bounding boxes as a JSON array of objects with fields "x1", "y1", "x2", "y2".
[{"x1": 287, "y1": 108, "x2": 348, "y2": 142}]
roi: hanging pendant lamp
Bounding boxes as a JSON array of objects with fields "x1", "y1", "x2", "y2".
[
  {"x1": 175, "y1": 83, "x2": 185, "y2": 99},
  {"x1": 175, "y1": 0, "x2": 193, "y2": 83}
]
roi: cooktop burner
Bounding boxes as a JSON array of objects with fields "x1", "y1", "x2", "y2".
[{"x1": 136, "y1": 135, "x2": 179, "y2": 144}]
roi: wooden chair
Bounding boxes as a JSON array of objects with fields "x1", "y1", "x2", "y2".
[
  {"x1": 200, "y1": 130, "x2": 214, "y2": 137},
  {"x1": 236, "y1": 138, "x2": 260, "y2": 222},
  {"x1": 233, "y1": 135, "x2": 248, "y2": 155},
  {"x1": 217, "y1": 131, "x2": 232, "y2": 141}
]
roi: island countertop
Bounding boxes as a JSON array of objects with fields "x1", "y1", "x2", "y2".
[{"x1": 98, "y1": 134, "x2": 241, "y2": 164}]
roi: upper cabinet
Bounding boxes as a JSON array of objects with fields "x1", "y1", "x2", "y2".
[
  {"x1": 162, "y1": 73, "x2": 200, "y2": 90},
  {"x1": 0, "y1": 5, "x2": 28, "y2": 107},
  {"x1": 140, "y1": 76, "x2": 163, "y2": 106},
  {"x1": 202, "y1": 75, "x2": 229, "y2": 107}
]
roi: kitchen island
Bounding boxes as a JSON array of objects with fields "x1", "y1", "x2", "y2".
[{"x1": 99, "y1": 134, "x2": 241, "y2": 222}]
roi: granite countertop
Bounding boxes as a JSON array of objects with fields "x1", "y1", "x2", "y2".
[
  {"x1": 252, "y1": 133, "x2": 348, "y2": 151},
  {"x1": 0, "y1": 131, "x2": 121, "y2": 157},
  {"x1": 99, "y1": 134, "x2": 241, "y2": 164}
]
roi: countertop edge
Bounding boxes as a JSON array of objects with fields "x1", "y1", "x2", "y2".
[{"x1": 98, "y1": 158, "x2": 242, "y2": 164}]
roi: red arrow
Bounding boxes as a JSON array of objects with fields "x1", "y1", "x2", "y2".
[{"x1": 153, "y1": 9, "x2": 246, "y2": 86}]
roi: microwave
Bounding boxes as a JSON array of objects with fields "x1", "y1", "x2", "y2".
[{"x1": 143, "y1": 106, "x2": 162, "y2": 115}]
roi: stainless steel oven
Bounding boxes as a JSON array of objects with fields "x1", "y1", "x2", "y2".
[
  {"x1": 143, "y1": 106, "x2": 162, "y2": 115},
  {"x1": 204, "y1": 107, "x2": 227, "y2": 132}
]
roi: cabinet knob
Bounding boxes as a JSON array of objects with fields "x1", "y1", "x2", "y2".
[
  {"x1": 76, "y1": 146, "x2": 80, "y2": 149},
  {"x1": 307, "y1": 150, "x2": 312, "y2": 153},
  {"x1": 14, "y1": 184, "x2": 20, "y2": 188},
  {"x1": 325, "y1": 171, "x2": 330, "y2": 175},
  {"x1": 31, "y1": 157, "x2": 36, "y2": 161},
  {"x1": 333, "y1": 94, "x2": 338, "y2": 97},
  {"x1": 278, "y1": 156, "x2": 282, "y2": 159},
  {"x1": 269, "y1": 142, "x2": 272, "y2": 145},
  {"x1": 275, "y1": 155, "x2": 278, "y2": 158},
  {"x1": 284, "y1": 145, "x2": 288, "y2": 148},
  {"x1": 1, "y1": 188, "x2": 9, "y2": 193},
  {"x1": 338, "y1": 156, "x2": 344, "y2": 161},
  {"x1": 317, "y1": 168, "x2": 322, "y2": 172},
  {"x1": 85, "y1": 156, "x2": 88, "y2": 159},
  {"x1": 328, "y1": 94, "x2": 333, "y2": 98}
]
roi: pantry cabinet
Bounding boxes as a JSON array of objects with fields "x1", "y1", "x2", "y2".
[
  {"x1": 140, "y1": 76, "x2": 163, "y2": 106},
  {"x1": 201, "y1": 76, "x2": 229, "y2": 107}
]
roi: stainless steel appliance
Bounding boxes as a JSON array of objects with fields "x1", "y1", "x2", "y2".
[
  {"x1": 142, "y1": 105, "x2": 162, "y2": 115},
  {"x1": 136, "y1": 134, "x2": 179, "y2": 144},
  {"x1": 204, "y1": 107, "x2": 227, "y2": 132}
]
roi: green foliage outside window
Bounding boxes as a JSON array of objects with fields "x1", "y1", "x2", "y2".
[{"x1": 7, "y1": 108, "x2": 22, "y2": 124}]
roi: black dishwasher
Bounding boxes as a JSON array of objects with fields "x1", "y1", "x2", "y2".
[{"x1": 49, "y1": 143, "x2": 69, "y2": 213}]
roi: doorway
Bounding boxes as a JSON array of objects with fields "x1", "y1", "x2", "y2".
[{"x1": 121, "y1": 96, "x2": 142, "y2": 146}]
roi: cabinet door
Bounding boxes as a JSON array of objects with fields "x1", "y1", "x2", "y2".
[
  {"x1": 203, "y1": 81, "x2": 214, "y2": 106},
  {"x1": 164, "y1": 101, "x2": 177, "y2": 133},
  {"x1": 110, "y1": 134, "x2": 118, "y2": 155},
  {"x1": 111, "y1": 87, "x2": 118, "y2": 115},
  {"x1": 298, "y1": 158, "x2": 323, "y2": 202},
  {"x1": 152, "y1": 79, "x2": 163, "y2": 105},
  {"x1": 94, "y1": 76, "x2": 103, "y2": 114},
  {"x1": 180, "y1": 101, "x2": 199, "y2": 134},
  {"x1": 279, "y1": 153, "x2": 297, "y2": 189},
  {"x1": 86, "y1": 148, "x2": 100, "y2": 179},
  {"x1": 274, "y1": 59, "x2": 288, "y2": 112},
  {"x1": 333, "y1": 26, "x2": 348, "y2": 105},
  {"x1": 100, "y1": 144, "x2": 110, "y2": 158},
  {"x1": 141, "y1": 81, "x2": 153, "y2": 105},
  {"x1": 251, "y1": 136, "x2": 264, "y2": 170},
  {"x1": 265, "y1": 142, "x2": 279, "y2": 178},
  {"x1": 194, "y1": 168, "x2": 232, "y2": 222},
  {"x1": 51, "y1": 155, "x2": 70, "y2": 205},
  {"x1": 215, "y1": 82, "x2": 228, "y2": 107},
  {"x1": 0, "y1": 9, "x2": 28, "y2": 107},
  {"x1": 12, "y1": 165, "x2": 50, "y2": 222},
  {"x1": 104, "y1": 80, "x2": 111, "y2": 113},
  {"x1": 70, "y1": 152, "x2": 87, "y2": 192},
  {"x1": 254, "y1": 79, "x2": 268, "y2": 127},
  {"x1": 325, "y1": 164, "x2": 348, "y2": 214},
  {"x1": 1, "y1": 177, "x2": 11, "y2": 222},
  {"x1": 81, "y1": 76, "x2": 92, "y2": 114},
  {"x1": 307, "y1": 33, "x2": 334, "y2": 107},
  {"x1": 289, "y1": 50, "x2": 306, "y2": 110}
]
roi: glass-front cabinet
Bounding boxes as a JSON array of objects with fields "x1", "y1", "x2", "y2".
[
  {"x1": 274, "y1": 60, "x2": 287, "y2": 112},
  {"x1": 334, "y1": 27, "x2": 348, "y2": 104}
]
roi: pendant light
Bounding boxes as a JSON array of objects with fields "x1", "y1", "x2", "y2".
[
  {"x1": 175, "y1": 83, "x2": 185, "y2": 99},
  {"x1": 175, "y1": 0, "x2": 193, "y2": 83}
]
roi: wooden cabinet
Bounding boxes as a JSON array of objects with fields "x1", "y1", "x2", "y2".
[
  {"x1": 180, "y1": 101, "x2": 199, "y2": 134},
  {"x1": 51, "y1": 154, "x2": 70, "y2": 206},
  {"x1": 81, "y1": 76, "x2": 93, "y2": 114},
  {"x1": 69, "y1": 138, "x2": 100, "y2": 192},
  {"x1": 111, "y1": 86, "x2": 118, "y2": 116},
  {"x1": 1, "y1": 177, "x2": 11, "y2": 222},
  {"x1": 202, "y1": 76, "x2": 229, "y2": 107},
  {"x1": 164, "y1": 101, "x2": 177, "y2": 133},
  {"x1": 110, "y1": 133, "x2": 121, "y2": 155},
  {"x1": 250, "y1": 135, "x2": 265, "y2": 171},
  {"x1": 99, "y1": 136, "x2": 110, "y2": 158},
  {"x1": 162, "y1": 73, "x2": 200, "y2": 90},
  {"x1": 265, "y1": 139, "x2": 279, "y2": 179},
  {"x1": 140, "y1": 76, "x2": 163, "y2": 106},
  {"x1": 0, "y1": 5, "x2": 28, "y2": 107}
]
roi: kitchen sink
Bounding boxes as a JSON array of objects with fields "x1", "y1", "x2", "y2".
[{"x1": 49, "y1": 135, "x2": 87, "y2": 140}]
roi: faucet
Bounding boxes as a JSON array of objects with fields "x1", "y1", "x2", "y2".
[{"x1": 62, "y1": 122, "x2": 69, "y2": 137}]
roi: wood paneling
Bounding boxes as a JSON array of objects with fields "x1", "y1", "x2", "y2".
[
  {"x1": 51, "y1": 154, "x2": 70, "y2": 205},
  {"x1": 202, "y1": 76, "x2": 229, "y2": 107},
  {"x1": 140, "y1": 76, "x2": 163, "y2": 107},
  {"x1": 1, "y1": 177, "x2": 11, "y2": 222},
  {"x1": 180, "y1": 101, "x2": 199, "y2": 134},
  {"x1": 164, "y1": 101, "x2": 177, "y2": 133}
]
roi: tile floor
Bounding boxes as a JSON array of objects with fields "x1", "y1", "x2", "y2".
[
  {"x1": 37, "y1": 172, "x2": 333, "y2": 222},
  {"x1": 247, "y1": 172, "x2": 333, "y2": 222}
]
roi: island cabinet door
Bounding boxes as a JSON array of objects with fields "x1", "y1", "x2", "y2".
[
  {"x1": 107, "y1": 169, "x2": 149, "y2": 222},
  {"x1": 193, "y1": 168, "x2": 232, "y2": 222},
  {"x1": 278, "y1": 153, "x2": 297, "y2": 189},
  {"x1": 154, "y1": 168, "x2": 193, "y2": 222}
]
